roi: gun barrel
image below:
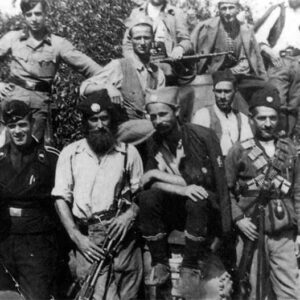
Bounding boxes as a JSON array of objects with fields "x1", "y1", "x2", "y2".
[{"x1": 158, "y1": 51, "x2": 233, "y2": 64}]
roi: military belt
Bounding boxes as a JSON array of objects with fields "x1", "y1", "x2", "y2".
[
  {"x1": 240, "y1": 190, "x2": 280, "y2": 198},
  {"x1": 75, "y1": 209, "x2": 117, "y2": 228},
  {"x1": 9, "y1": 207, "x2": 44, "y2": 217},
  {"x1": 10, "y1": 76, "x2": 52, "y2": 93}
]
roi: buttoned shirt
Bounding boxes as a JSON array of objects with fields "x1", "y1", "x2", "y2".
[
  {"x1": 0, "y1": 29, "x2": 102, "y2": 107},
  {"x1": 80, "y1": 53, "x2": 165, "y2": 96},
  {"x1": 52, "y1": 139, "x2": 143, "y2": 219},
  {"x1": 192, "y1": 104, "x2": 253, "y2": 156},
  {"x1": 255, "y1": 4, "x2": 300, "y2": 55}
]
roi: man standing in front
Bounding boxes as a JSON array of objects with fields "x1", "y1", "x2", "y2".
[
  {"x1": 193, "y1": 69, "x2": 253, "y2": 156},
  {"x1": 226, "y1": 86, "x2": 300, "y2": 299},
  {"x1": 0, "y1": 0, "x2": 102, "y2": 141},
  {"x1": 138, "y1": 87, "x2": 232, "y2": 299},
  {"x1": 52, "y1": 90, "x2": 143, "y2": 299},
  {"x1": 0, "y1": 100, "x2": 59, "y2": 300}
]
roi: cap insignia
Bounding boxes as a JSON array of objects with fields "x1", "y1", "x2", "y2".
[
  {"x1": 91, "y1": 103, "x2": 101, "y2": 113},
  {"x1": 149, "y1": 95, "x2": 158, "y2": 102},
  {"x1": 266, "y1": 96, "x2": 273, "y2": 103}
]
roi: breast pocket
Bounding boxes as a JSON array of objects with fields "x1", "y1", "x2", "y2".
[{"x1": 32, "y1": 49, "x2": 58, "y2": 77}]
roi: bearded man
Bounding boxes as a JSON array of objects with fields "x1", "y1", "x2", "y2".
[{"x1": 52, "y1": 89, "x2": 144, "y2": 299}]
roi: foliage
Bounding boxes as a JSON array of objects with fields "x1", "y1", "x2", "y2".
[{"x1": 0, "y1": 0, "x2": 135, "y2": 149}]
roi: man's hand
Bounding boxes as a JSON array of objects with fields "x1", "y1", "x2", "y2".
[
  {"x1": 73, "y1": 231, "x2": 105, "y2": 263},
  {"x1": 236, "y1": 217, "x2": 258, "y2": 241},
  {"x1": 140, "y1": 170, "x2": 158, "y2": 189},
  {"x1": 184, "y1": 184, "x2": 208, "y2": 202},
  {"x1": 261, "y1": 44, "x2": 282, "y2": 68},
  {"x1": 106, "y1": 85, "x2": 124, "y2": 107},
  {"x1": 107, "y1": 209, "x2": 136, "y2": 247},
  {"x1": 0, "y1": 82, "x2": 14, "y2": 100},
  {"x1": 170, "y1": 46, "x2": 184, "y2": 60}
]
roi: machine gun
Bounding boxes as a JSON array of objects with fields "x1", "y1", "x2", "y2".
[{"x1": 236, "y1": 166, "x2": 272, "y2": 300}]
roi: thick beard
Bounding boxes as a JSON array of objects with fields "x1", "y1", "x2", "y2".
[{"x1": 86, "y1": 129, "x2": 116, "y2": 156}]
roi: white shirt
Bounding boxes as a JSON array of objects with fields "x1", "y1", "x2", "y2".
[
  {"x1": 52, "y1": 139, "x2": 143, "y2": 219},
  {"x1": 192, "y1": 104, "x2": 253, "y2": 155},
  {"x1": 255, "y1": 4, "x2": 300, "y2": 55},
  {"x1": 260, "y1": 140, "x2": 276, "y2": 158}
]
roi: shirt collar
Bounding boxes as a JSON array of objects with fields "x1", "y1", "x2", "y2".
[
  {"x1": 75, "y1": 139, "x2": 126, "y2": 156},
  {"x1": 129, "y1": 53, "x2": 157, "y2": 73},
  {"x1": 20, "y1": 27, "x2": 52, "y2": 45}
]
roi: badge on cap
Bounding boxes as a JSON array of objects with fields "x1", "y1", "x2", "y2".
[
  {"x1": 91, "y1": 103, "x2": 101, "y2": 113},
  {"x1": 201, "y1": 167, "x2": 208, "y2": 174},
  {"x1": 149, "y1": 95, "x2": 158, "y2": 102},
  {"x1": 266, "y1": 96, "x2": 273, "y2": 103}
]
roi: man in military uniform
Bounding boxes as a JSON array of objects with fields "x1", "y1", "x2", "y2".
[
  {"x1": 193, "y1": 69, "x2": 253, "y2": 156},
  {"x1": 138, "y1": 87, "x2": 232, "y2": 298},
  {"x1": 0, "y1": 100, "x2": 59, "y2": 300},
  {"x1": 225, "y1": 86, "x2": 300, "y2": 299},
  {"x1": 80, "y1": 16, "x2": 165, "y2": 145},
  {"x1": 0, "y1": 0, "x2": 102, "y2": 141},
  {"x1": 53, "y1": 90, "x2": 143, "y2": 299}
]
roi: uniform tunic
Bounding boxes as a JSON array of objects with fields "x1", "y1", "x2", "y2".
[
  {"x1": 0, "y1": 140, "x2": 59, "y2": 300},
  {"x1": 225, "y1": 137, "x2": 300, "y2": 299}
]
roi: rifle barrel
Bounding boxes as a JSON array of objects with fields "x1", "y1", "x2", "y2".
[{"x1": 158, "y1": 51, "x2": 233, "y2": 64}]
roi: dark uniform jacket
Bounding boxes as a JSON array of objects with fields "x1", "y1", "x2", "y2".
[
  {"x1": 145, "y1": 123, "x2": 232, "y2": 234},
  {"x1": 0, "y1": 141, "x2": 59, "y2": 235},
  {"x1": 226, "y1": 137, "x2": 300, "y2": 233}
]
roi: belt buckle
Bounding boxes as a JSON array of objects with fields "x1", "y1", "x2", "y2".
[{"x1": 9, "y1": 207, "x2": 22, "y2": 217}]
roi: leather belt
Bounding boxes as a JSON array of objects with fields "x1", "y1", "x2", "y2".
[
  {"x1": 9, "y1": 76, "x2": 52, "y2": 93},
  {"x1": 240, "y1": 190, "x2": 280, "y2": 198},
  {"x1": 9, "y1": 207, "x2": 44, "y2": 217},
  {"x1": 75, "y1": 209, "x2": 117, "y2": 227}
]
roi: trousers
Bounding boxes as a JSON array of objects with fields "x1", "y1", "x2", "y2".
[
  {"x1": 0, "y1": 232, "x2": 58, "y2": 300},
  {"x1": 236, "y1": 229, "x2": 300, "y2": 300},
  {"x1": 138, "y1": 188, "x2": 210, "y2": 240},
  {"x1": 74, "y1": 222, "x2": 143, "y2": 300}
]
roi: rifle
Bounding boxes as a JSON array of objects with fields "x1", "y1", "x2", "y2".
[
  {"x1": 236, "y1": 166, "x2": 272, "y2": 300},
  {"x1": 156, "y1": 51, "x2": 234, "y2": 65},
  {"x1": 43, "y1": 99, "x2": 55, "y2": 146}
]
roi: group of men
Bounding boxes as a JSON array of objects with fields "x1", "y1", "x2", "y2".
[{"x1": 1, "y1": 0, "x2": 300, "y2": 299}]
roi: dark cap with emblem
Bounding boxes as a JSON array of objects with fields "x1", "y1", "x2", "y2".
[
  {"x1": 212, "y1": 69, "x2": 236, "y2": 87},
  {"x1": 77, "y1": 89, "x2": 113, "y2": 117},
  {"x1": 249, "y1": 85, "x2": 280, "y2": 112},
  {"x1": 3, "y1": 100, "x2": 31, "y2": 124}
]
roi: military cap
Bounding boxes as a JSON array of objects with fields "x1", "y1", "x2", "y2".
[
  {"x1": 77, "y1": 89, "x2": 112, "y2": 117},
  {"x1": 212, "y1": 69, "x2": 236, "y2": 87},
  {"x1": 125, "y1": 15, "x2": 153, "y2": 31},
  {"x1": 249, "y1": 86, "x2": 280, "y2": 112},
  {"x1": 145, "y1": 87, "x2": 179, "y2": 108},
  {"x1": 3, "y1": 100, "x2": 31, "y2": 124}
]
